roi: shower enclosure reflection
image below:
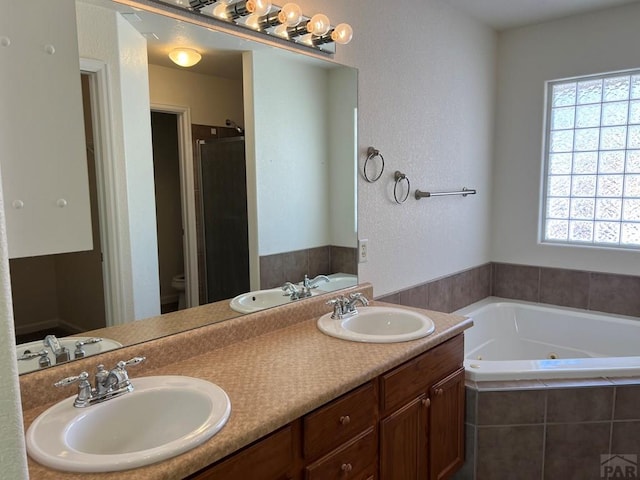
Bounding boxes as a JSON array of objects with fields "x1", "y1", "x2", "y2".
[{"x1": 199, "y1": 136, "x2": 250, "y2": 303}]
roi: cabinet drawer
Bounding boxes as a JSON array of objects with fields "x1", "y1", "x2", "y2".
[
  {"x1": 305, "y1": 427, "x2": 377, "y2": 480},
  {"x1": 380, "y1": 334, "x2": 463, "y2": 415},
  {"x1": 191, "y1": 423, "x2": 297, "y2": 480},
  {"x1": 303, "y1": 381, "x2": 376, "y2": 460}
]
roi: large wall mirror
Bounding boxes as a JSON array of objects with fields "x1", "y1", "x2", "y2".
[{"x1": 9, "y1": 0, "x2": 358, "y2": 374}]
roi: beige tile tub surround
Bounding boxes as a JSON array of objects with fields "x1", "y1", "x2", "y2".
[{"x1": 20, "y1": 283, "x2": 472, "y2": 480}]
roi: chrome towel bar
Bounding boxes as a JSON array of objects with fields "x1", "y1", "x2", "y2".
[{"x1": 414, "y1": 187, "x2": 477, "y2": 199}]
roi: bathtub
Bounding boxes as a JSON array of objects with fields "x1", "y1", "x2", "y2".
[{"x1": 455, "y1": 297, "x2": 640, "y2": 381}]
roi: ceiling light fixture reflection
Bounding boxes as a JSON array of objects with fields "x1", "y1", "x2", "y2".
[{"x1": 168, "y1": 48, "x2": 202, "y2": 67}]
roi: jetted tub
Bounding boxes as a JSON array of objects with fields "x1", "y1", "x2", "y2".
[{"x1": 456, "y1": 297, "x2": 640, "y2": 381}]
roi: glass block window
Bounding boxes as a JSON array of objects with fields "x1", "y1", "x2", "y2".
[{"x1": 542, "y1": 70, "x2": 640, "y2": 248}]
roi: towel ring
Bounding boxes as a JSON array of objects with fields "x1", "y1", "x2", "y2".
[
  {"x1": 393, "y1": 171, "x2": 410, "y2": 204},
  {"x1": 363, "y1": 147, "x2": 385, "y2": 183}
]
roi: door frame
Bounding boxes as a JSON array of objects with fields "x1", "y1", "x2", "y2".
[
  {"x1": 79, "y1": 58, "x2": 124, "y2": 326},
  {"x1": 150, "y1": 104, "x2": 198, "y2": 308}
]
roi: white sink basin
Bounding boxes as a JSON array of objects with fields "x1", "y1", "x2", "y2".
[
  {"x1": 317, "y1": 306, "x2": 435, "y2": 343},
  {"x1": 26, "y1": 376, "x2": 231, "y2": 473},
  {"x1": 230, "y1": 288, "x2": 315, "y2": 313},
  {"x1": 17, "y1": 337, "x2": 123, "y2": 374}
]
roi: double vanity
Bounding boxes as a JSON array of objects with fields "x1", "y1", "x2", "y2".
[{"x1": 19, "y1": 283, "x2": 471, "y2": 479}]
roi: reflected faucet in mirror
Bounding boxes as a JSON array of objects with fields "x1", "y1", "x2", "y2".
[{"x1": 282, "y1": 274, "x2": 329, "y2": 300}]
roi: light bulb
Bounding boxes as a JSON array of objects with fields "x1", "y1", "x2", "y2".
[
  {"x1": 245, "y1": 14, "x2": 260, "y2": 29},
  {"x1": 246, "y1": 0, "x2": 271, "y2": 16},
  {"x1": 277, "y1": 3, "x2": 302, "y2": 27},
  {"x1": 306, "y1": 13, "x2": 330, "y2": 36},
  {"x1": 273, "y1": 24, "x2": 289, "y2": 38},
  {"x1": 168, "y1": 48, "x2": 202, "y2": 68},
  {"x1": 330, "y1": 23, "x2": 353, "y2": 44},
  {"x1": 213, "y1": 2, "x2": 228, "y2": 18}
]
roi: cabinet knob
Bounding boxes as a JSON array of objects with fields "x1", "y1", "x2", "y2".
[
  {"x1": 56, "y1": 199, "x2": 68, "y2": 208},
  {"x1": 436, "y1": 388, "x2": 444, "y2": 396},
  {"x1": 339, "y1": 415, "x2": 351, "y2": 425},
  {"x1": 12, "y1": 200, "x2": 24, "y2": 209},
  {"x1": 341, "y1": 463, "x2": 353, "y2": 473},
  {"x1": 422, "y1": 398, "x2": 431, "y2": 407}
]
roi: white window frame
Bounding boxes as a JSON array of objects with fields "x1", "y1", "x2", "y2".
[{"x1": 541, "y1": 68, "x2": 640, "y2": 250}]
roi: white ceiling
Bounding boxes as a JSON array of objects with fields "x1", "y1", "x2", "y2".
[{"x1": 442, "y1": 0, "x2": 640, "y2": 30}]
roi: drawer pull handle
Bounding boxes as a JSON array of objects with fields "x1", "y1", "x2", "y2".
[
  {"x1": 341, "y1": 463, "x2": 353, "y2": 473},
  {"x1": 422, "y1": 398, "x2": 431, "y2": 407},
  {"x1": 340, "y1": 415, "x2": 351, "y2": 425}
]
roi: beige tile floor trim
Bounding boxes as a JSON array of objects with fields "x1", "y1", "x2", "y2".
[{"x1": 21, "y1": 284, "x2": 472, "y2": 480}]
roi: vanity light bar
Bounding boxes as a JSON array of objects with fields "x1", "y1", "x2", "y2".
[{"x1": 183, "y1": 0, "x2": 352, "y2": 53}]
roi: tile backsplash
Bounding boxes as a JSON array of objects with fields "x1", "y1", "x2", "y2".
[
  {"x1": 378, "y1": 262, "x2": 640, "y2": 317},
  {"x1": 259, "y1": 246, "x2": 357, "y2": 289}
]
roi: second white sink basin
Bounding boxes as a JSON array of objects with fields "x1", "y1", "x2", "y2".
[
  {"x1": 26, "y1": 376, "x2": 231, "y2": 473},
  {"x1": 317, "y1": 306, "x2": 435, "y2": 343}
]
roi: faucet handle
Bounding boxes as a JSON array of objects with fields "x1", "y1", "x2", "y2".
[
  {"x1": 120, "y1": 356, "x2": 146, "y2": 368},
  {"x1": 74, "y1": 337, "x2": 102, "y2": 359},
  {"x1": 55, "y1": 371, "x2": 89, "y2": 388},
  {"x1": 349, "y1": 292, "x2": 369, "y2": 305},
  {"x1": 55, "y1": 372, "x2": 94, "y2": 407},
  {"x1": 18, "y1": 349, "x2": 51, "y2": 368},
  {"x1": 327, "y1": 296, "x2": 346, "y2": 319}
]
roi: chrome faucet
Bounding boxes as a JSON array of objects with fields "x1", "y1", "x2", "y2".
[
  {"x1": 282, "y1": 274, "x2": 330, "y2": 300},
  {"x1": 55, "y1": 356, "x2": 145, "y2": 408},
  {"x1": 303, "y1": 274, "x2": 330, "y2": 290},
  {"x1": 44, "y1": 335, "x2": 70, "y2": 364},
  {"x1": 327, "y1": 293, "x2": 369, "y2": 319}
]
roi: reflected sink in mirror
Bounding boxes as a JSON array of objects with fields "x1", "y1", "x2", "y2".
[
  {"x1": 16, "y1": 337, "x2": 123, "y2": 375},
  {"x1": 229, "y1": 273, "x2": 358, "y2": 314},
  {"x1": 317, "y1": 306, "x2": 435, "y2": 343},
  {"x1": 229, "y1": 288, "x2": 318, "y2": 314},
  {"x1": 26, "y1": 376, "x2": 231, "y2": 473}
]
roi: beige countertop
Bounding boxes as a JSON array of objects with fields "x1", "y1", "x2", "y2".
[{"x1": 22, "y1": 291, "x2": 471, "y2": 480}]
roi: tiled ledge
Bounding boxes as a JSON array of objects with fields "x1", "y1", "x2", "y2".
[
  {"x1": 492, "y1": 262, "x2": 640, "y2": 317},
  {"x1": 376, "y1": 261, "x2": 640, "y2": 318}
]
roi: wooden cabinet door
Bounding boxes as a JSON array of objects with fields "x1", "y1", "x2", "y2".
[
  {"x1": 380, "y1": 394, "x2": 428, "y2": 480},
  {"x1": 189, "y1": 423, "x2": 299, "y2": 480},
  {"x1": 428, "y1": 368, "x2": 465, "y2": 480}
]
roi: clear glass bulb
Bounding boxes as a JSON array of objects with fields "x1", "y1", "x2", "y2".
[
  {"x1": 306, "y1": 13, "x2": 330, "y2": 36},
  {"x1": 246, "y1": 0, "x2": 271, "y2": 17},
  {"x1": 245, "y1": 14, "x2": 260, "y2": 29},
  {"x1": 277, "y1": 3, "x2": 302, "y2": 27},
  {"x1": 331, "y1": 23, "x2": 353, "y2": 44},
  {"x1": 273, "y1": 24, "x2": 289, "y2": 38},
  {"x1": 212, "y1": 3, "x2": 228, "y2": 18}
]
